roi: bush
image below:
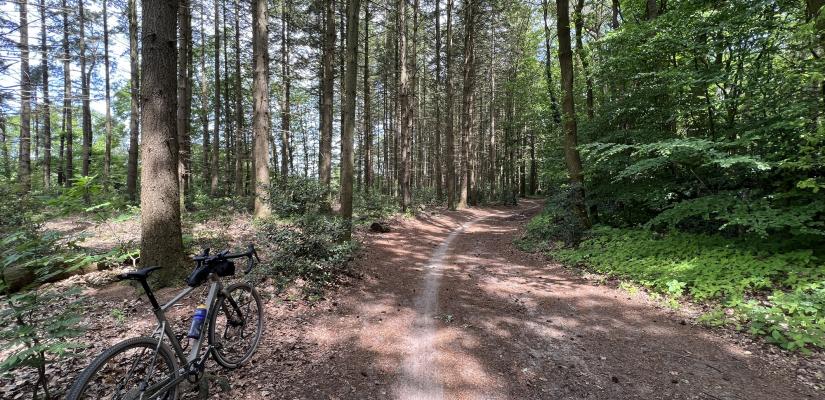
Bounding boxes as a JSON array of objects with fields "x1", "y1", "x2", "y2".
[
  {"x1": 517, "y1": 188, "x2": 588, "y2": 248},
  {"x1": 550, "y1": 226, "x2": 825, "y2": 351},
  {"x1": 257, "y1": 215, "x2": 355, "y2": 295},
  {"x1": 268, "y1": 176, "x2": 330, "y2": 218}
]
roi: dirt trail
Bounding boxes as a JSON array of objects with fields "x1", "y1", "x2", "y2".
[
  {"x1": 33, "y1": 200, "x2": 819, "y2": 399},
  {"x1": 234, "y1": 199, "x2": 818, "y2": 399}
]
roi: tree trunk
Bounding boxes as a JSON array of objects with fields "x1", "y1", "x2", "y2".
[
  {"x1": 556, "y1": 0, "x2": 590, "y2": 228},
  {"x1": 177, "y1": 0, "x2": 193, "y2": 208},
  {"x1": 140, "y1": 0, "x2": 183, "y2": 281},
  {"x1": 319, "y1": 0, "x2": 335, "y2": 211},
  {"x1": 457, "y1": 0, "x2": 477, "y2": 209},
  {"x1": 252, "y1": 0, "x2": 271, "y2": 218},
  {"x1": 529, "y1": 130, "x2": 537, "y2": 195},
  {"x1": 126, "y1": 0, "x2": 140, "y2": 202},
  {"x1": 488, "y1": 22, "x2": 497, "y2": 197},
  {"x1": 103, "y1": 0, "x2": 113, "y2": 190},
  {"x1": 233, "y1": 0, "x2": 244, "y2": 196},
  {"x1": 79, "y1": 0, "x2": 92, "y2": 179},
  {"x1": 646, "y1": 0, "x2": 659, "y2": 20},
  {"x1": 199, "y1": 0, "x2": 211, "y2": 194},
  {"x1": 341, "y1": 0, "x2": 361, "y2": 240},
  {"x1": 211, "y1": 0, "x2": 221, "y2": 196},
  {"x1": 40, "y1": 0, "x2": 51, "y2": 191},
  {"x1": 444, "y1": 0, "x2": 455, "y2": 209},
  {"x1": 280, "y1": 0, "x2": 292, "y2": 181},
  {"x1": 434, "y1": 0, "x2": 443, "y2": 200},
  {"x1": 398, "y1": 0, "x2": 411, "y2": 211},
  {"x1": 542, "y1": 0, "x2": 562, "y2": 124},
  {"x1": 0, "y1": 116, "x2": 9, "y2": 180},
  {"x1": 363, "y1": 1, "x2": 372, "y2": 193},
  {"x1": 611, "y1": 0, "x2": 620, "y2": 29},
  {"x1": 18, "y1": 0, "x2": 32, "y2": 193},
  {"x1": 574, "y1": 0, "x2": 594, "y2": 120},
  {"x1": 62, "y1": 0, "x2": 73, "y2": 187}
]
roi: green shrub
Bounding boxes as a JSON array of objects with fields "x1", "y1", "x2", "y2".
[
  {"x1": 268, "y1": 176, "x2": 330, "y2": 218},
  {"x1": 549, "y1": 226, "x2": 825, "y2": 351},
  {"x1": 257, "y1": 215, "x2": 355, "y2": 294}
]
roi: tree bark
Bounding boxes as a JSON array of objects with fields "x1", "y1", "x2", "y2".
[
  {"x1": 556, "y1": 0, "x2": 590, "y2": 228},
  {"x1": 457, "y1": 0, "x2": 477, "y2": 209},
  {"x1": 103, "y1": 0, "x2": 113, "y2": 189},
  {"x1": 252, "y1": 0, "x2": 271, "y2": 218},
  {"x1": 542, "y1": 0, "x2": 562, "y2": 124},
  {"x1": 646, "y1": 0, "x2": 659, "y2": 20},
  {"x1": 398, "y1": 0, "x2": 411, "y2": 211},
  {"x1": 434, "y1": 0, "x2": 444, "y2": 200},
  {"x1": 40, "y1": 0, "x2": 51, "y2": 191},
  {"x1": 140, "y1": 0, "x2": 184, "y2": 281},
  {"x1": 177, "y1": 0, "x2": 193, "y2": 208},
  {"x1": 319, "y1": 0, "x2": 335, "y2": 211},
  {"x1": 341, "y1": 0, "x2": 361, "y2": 240},
  {"x1": 199, "y1": 0, "x2": 211, "y2": 194},
  {"x1": 363, "y1": 1, "x2": 372, "y2": 193},
  {"x1": 280, "y1": 0, "x2": 292, "y2": 181},
  {"x1": 79, "y1": 0, "x2": 92, "y2": 179},
  {"x1": 62, "y1": 0, "x2": 73, "y2": 187},
  {"x1": 574, "y1": 0, "x2": 594, "y2": 120},
  {"x1": 18, "y1": 0, "x2": 32, "y2": 192},
  {"x1": 233, "y1": 0, "x2": 244, "y2": 195},
  {"x1": 444, "y1": 0, "x2": 455, "y2": 209},
  {"x1": 211, "y1": 0, "x2": 222, "y2": 196},
  {"x1": 0, "y1": 116, "x2": 9, "y2": 180},
  {"x1": 126, "y1": 0, "x2": 140, "y2": 202},
  {"x1": 611, "y1": 0, "x2": 620, "y2": 29}
]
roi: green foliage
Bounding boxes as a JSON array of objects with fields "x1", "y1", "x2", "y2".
[
  {"x1": 549, "y1": 226, "x2": 825, "y2": 350},
  {"x1": 267, "y1": 176, "x2": 330, "y2": 218},
  {"x1": 257, "y1": 215, "x2": 355, "y2": 294},
  {"x1": 0, "y1": 193, "x2": 88, "y2": 397},
  {"x1": 517, "y1": 188, "x2": 589, "y2": 248}
]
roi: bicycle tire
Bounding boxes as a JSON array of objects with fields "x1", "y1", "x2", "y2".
[
  {"x1": 208, "y1": 282, "x2": 264, "y2": 369},
  {"x1": 66, "y1": 336, "x2": 179, "y2": 400}
]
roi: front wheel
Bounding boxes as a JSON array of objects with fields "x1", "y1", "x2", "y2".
[
  {"x1": 66, "y1": 336, "x2": 179, "y2": 400},
  {"x1": 208, "y1": 282, "x2": 263, "y2": 369}
]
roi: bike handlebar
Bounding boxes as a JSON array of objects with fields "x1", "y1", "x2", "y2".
[{"x1": 192, "y1": 244, "x2": 261, "y2": 274}]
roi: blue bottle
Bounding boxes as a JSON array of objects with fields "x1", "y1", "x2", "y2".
[{"x1": 187, "y1": 304, "x2": 208, "y2": 339}]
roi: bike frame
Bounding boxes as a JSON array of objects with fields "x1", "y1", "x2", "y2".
[{"x1": 137, "y1": 273, "x2": 245, "y2": 398}]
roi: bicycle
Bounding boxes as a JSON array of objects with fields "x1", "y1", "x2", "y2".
[{"x1": 67, "y1": 245, "x2": 265, "y2": 400}]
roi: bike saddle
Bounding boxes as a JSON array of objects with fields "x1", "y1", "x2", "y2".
[{"x1": 119, "y1": 266, "x2": 162, "y2": 281}]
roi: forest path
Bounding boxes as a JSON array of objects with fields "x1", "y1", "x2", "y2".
[{"x1": 241, "y1": 199, "x2": 817, "y2": 400}]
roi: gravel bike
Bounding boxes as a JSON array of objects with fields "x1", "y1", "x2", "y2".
[{"x1": 67, "y1": 245, "x2": 264, "y2": 400}]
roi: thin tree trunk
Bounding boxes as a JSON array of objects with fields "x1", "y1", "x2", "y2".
[
  {"x1": 0, "y1": 116, "x2": 9, "y2": 180},
  {"x1": 398, "y1": 0, "x2": 411, "y2": 210},
  {"x1": 444, "y1": 0, "x2": 455, "y2": 209},
  {"x1": 574, "y1": 0, "x2": 594, "y2": 120},
  {"x1": 252, "y1": 0, "x2": 271, "y2": 217},
  {"x1": 529, "y1": 130, "x2": 537, "y2": 195},
  {"x1": 457, "y1": 0, "x2": 477, "y2": 209},
  {"x1": 488, "y1": 21, "x2": 497, "y2": 197},
  {"x1": 557, "y1": 0, "x2": 590, "y2": 228},
  {"x1": 177, "y1": 0, "x2": 193, "y2": 209},
  {"x1": 434, "y1": 0, "x2": 443, "y2": 200},
  {"x1": 341, "y1": 0, "x2": 361, "y2": 240},
  {"x1": 646, "y1": 0, "x2": 659, "y2": 20},
  {"x1": 79, "y1": 0, "x2": 92, "y2": 179},
  {"x1": 233, "y1": 0, "x2": 244, "y2": 195},
  {"x1": 199, "y1": 0, "x2": 211, "y2": 194},
  {"x1": 611, "y1": 0, "x2": 620, "y2": 29},
  {"x1": 126, "y1": 0, "x2": 140, "y2": 201},
  {"x1": 280, "y1": 0, "x2": 292, "y2": 181},
  {"x1": 62, "y1": 0, "x2": 73, "y2": 187},
  {"x1": 222, "y1": 1, "x2": 232, "y2": 189},
  {"x1": 211, "y1": 0, "x2": 222, "y2": 196},
  {"x1": 319, "y1": 0, "x2": 335, "y2": 211},
  {"x1": 542, "y1": 0, "x2": 562, "y2": 124},
  {"x1": 40, "y1": 0, "x2": 51, "y2": 191},
  {"x1": 19, "y1": 0, "x2": 32, "y2": 192},
  {"x1": 103, "y1": 0, "x2": 113, "y2": 189},
  {"x1": 140, "y1": 0, "x2": 184, "y2": 281},
  {"x1": 363, "y1": 1, "x2": 372, "y2": 193}
]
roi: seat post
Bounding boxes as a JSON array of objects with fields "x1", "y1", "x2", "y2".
[{"x1": 139, "y1": 280, "x2": 161, "y2": 310}]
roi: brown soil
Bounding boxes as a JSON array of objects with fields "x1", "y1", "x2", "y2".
[{"x1": 4, "y1": 199, "x2": 821, "y2": 399}]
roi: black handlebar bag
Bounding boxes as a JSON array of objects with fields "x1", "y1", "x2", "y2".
[{"x1": 186, "y1": 260, "x2": 236, "y2": 287}]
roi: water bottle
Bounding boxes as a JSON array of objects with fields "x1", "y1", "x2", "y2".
[{"x1": 187, "y1": 304, "x2": 208, "y2": 343}]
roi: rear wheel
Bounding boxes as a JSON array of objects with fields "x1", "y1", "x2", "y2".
[
  {"x1": 208, "y1": 282, "x2": 263, "y2": 369},
  {"x1": 66, "y1": 336, "x2": 179, "y2": 400}
]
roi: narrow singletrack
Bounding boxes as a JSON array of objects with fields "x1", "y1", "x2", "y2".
[{"x1": 238, "y1": 199, "x2": 818, "y2": 399}]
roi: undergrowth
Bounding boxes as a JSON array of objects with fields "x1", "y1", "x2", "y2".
[{"x1": 537, "y1": 226, "x2": 825, "y2": 352}]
